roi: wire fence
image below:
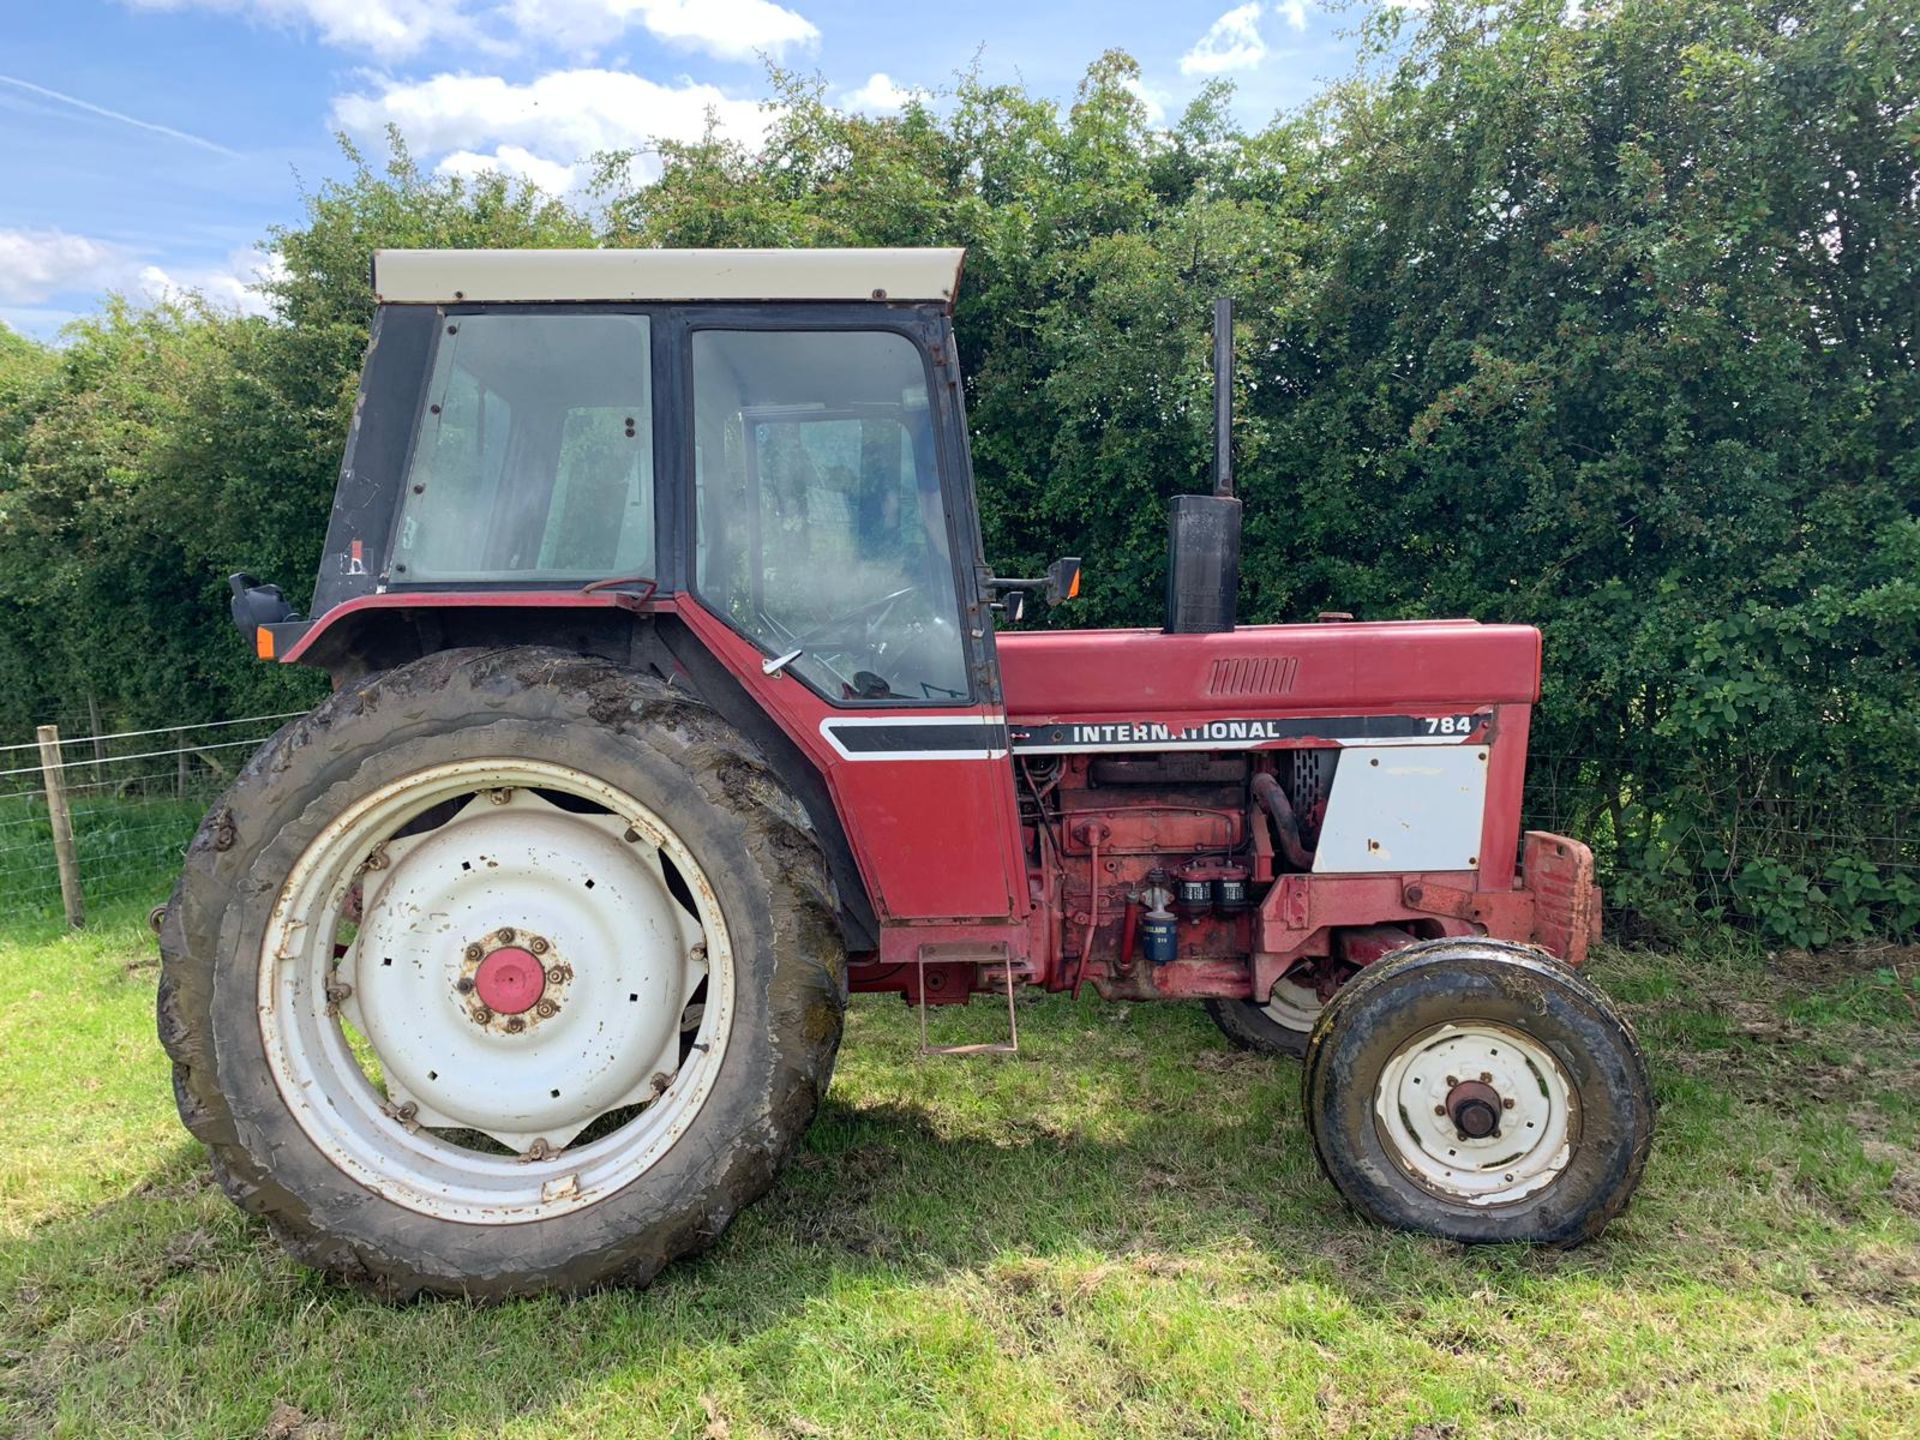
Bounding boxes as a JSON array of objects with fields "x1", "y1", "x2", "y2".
[
  {"x1": 1521, "y1": 749, "x2": 1920, "y2": 941},
  {"x1": 0, "y1": 712, "x2": 303, "y2": 922},
  {"x1": 1, "y1": 710, "x2": 1914, "y2": 939}
]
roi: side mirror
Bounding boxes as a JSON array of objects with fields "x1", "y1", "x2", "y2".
[
  {"x1": 1045, "y1": 557, "x2": 1081, "y2": 607},
  {"x1": 984, "y1": 556, "x2": 1080, "y2": 621},
  {"x1": 228, "y1": 572, "x2": 298, "y2": 642}
]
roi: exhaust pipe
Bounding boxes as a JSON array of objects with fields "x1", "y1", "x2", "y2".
[{"x1": 1164, "y1": 297, "x2": 1243, "y2": 634}]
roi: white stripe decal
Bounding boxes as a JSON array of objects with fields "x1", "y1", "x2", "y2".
[{"x1": 819, "y1": 714, "x2": 1011, "y2": 763}]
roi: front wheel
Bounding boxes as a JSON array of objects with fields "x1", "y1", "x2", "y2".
[
  {"x1": 157, "y1": 647, "x2": 846, "y2": 1298},
  {"x1": 1301, "y1": 938, "x2": 1651, "y2": 1245}
]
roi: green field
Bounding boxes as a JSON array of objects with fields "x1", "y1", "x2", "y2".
[{"x1": 2, "y1": 901, "x2": 1917, "y2": 1439}]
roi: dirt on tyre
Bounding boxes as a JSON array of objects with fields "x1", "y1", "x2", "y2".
[
  {"x1": 156, "y1": 646, "x2": 846, "y2": 1299},
  {"x1": 1301, "y1": 938, "x2": 1651, "y2": 1246}
]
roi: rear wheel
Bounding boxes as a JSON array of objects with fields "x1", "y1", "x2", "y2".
[
  {"x1": 1301, "y1": 938, "x2": 1651, "y2": 1245},
  {"x1": 1205, "y1": 959, "x2": 1350, "y2": 1059},
  {"x1": 158, "y1": 647, "x2": 845, "y2": 1298}
]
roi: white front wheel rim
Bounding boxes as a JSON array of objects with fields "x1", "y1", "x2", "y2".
[
  {"x1": 1373, "y1": 1022, "x2": 1576, "y2": 1205},
  {"x1": 258, "y1": 758, "x2": 734, "y2": 1225}
]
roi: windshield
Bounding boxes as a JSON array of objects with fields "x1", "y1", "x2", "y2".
[
  {"x1": 692, "y1": 329, "x2": 970, "y2": 703},
  {"x1": 391, "y1": 312, "x2": 654, "y2": 582}
]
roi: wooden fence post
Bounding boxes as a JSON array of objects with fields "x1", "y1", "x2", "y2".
[{"x1": 36, "y1": 724, "x2": 85, "y2": 929}]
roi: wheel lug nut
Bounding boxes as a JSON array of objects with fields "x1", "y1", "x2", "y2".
[
  {"x1": 505, "y1": 1016, "x2": 525, "y2": 1034},
  {"x1": 529, "y1": 936, "x2": 549, "y2": 954},
  {"x1": 496, "y1": 927, "x2": 516, "y2": 944},
  {"x1": 1502, "y1": 1097, "x2": 1515, "y2": 1109},
  {"x1": 456, "y1": 976, "x2": 475, "y2": 994},
  {"x1": 1479, "y1": 1072, "x2": 1492, "y2": 1083},
  {"x1": 1445, "y1": 1075, "x2": 1459, "y2": 1087},
  {"x1": 464, "y1": 943, "x2": 483, "y2": 962},
  {"x1": 471, "y1": 1005, "x2": 493, "y2": 1024},
  {"x1": 1434, "y1": 1104, "x2": 1447, "y2": 1116},
  {"x1": 535, "y1": 999, "x2": 558, "y2": 1019}
]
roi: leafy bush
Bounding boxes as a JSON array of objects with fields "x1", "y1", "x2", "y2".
[{"x1": 0, "y1": 2, "x2": 1915, "y2": 938}]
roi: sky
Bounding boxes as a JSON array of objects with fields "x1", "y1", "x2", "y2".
[{"x1": 0, "y1": 1, "x2": 1367, "y2": 340}]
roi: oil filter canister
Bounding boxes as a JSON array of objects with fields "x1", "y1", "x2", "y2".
[
  {"x1": 1214, "y1": 864, "x2": 1250, "y2": 915},
  {"x1": 1140, "y1": 906, "x2": 1179, "y2": 964},
  {"x1": 1176, "y1": 862, "x2": 1213, "y2": 920}
]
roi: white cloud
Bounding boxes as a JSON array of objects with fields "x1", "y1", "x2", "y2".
[
  {"x1": 840, "y1": 72, "x2": 920, "y2": 115},
  {"x1": 503, "y1": 0, "x2": 819, "y2": 61},
  {"x1": 123, "y1": 0, "x2": 820, "y2": 62},
  {"x1": 436, "y1": 145, "x2": 584, "y2": 197},
  {"x1": 123, "y1": 0, "x2": 459, "y2": 57},
  {"x1": 0, "y1": 230, "x2": 132, "y2": 304},
  {"x1": 1274, "y1": 0, "x2": 1312, "y2": 31},
  {"x1": 333, "y1": 69, "x2": 772, "y2": 184},
  {"x1": 0, "y1": 229, "x2": 281, "y2": 316},
  {"x1": 1122, "y1": 75, "x2": 1167, "y2": 126},
  {"x1": 1180, "y1": 3, "x2": 1269, "y2": 76},
  {"x1": 138, "y1": 248, "x2": 284, "y2": 315}
]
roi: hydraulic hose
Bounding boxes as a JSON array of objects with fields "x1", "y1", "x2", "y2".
[{"x1": 1251, "y1": 772, "x2": 1316, "y2": 872}]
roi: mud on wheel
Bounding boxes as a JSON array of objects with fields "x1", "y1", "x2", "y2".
[
  {"x1": 156, "y1": 646, "x2": 846, "y2": 1299},
  {"x1": 1301, "y1": 938, "x2": 1652, "y2": 1246}
]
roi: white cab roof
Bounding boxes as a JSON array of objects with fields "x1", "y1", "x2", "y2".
[{"x1": 372, "y1": 247, "x2": 967, "y2": 309}]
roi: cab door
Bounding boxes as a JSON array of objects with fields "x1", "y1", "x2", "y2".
[{"x1": 670, "y1": 311, "x2": 1026, "y2": 923}]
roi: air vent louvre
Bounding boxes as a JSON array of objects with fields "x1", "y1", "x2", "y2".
[{"x1": 1205, "y1": 655, "x2": 1299, "y2": 697}]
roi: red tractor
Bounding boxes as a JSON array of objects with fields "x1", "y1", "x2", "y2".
[{"x1": 163, "y1": 248, "x2": 1652, "y2": 1298}]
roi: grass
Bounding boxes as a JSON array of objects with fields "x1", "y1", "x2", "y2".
[
  {"x1": 0, "y1": 793, "x2": 204, "y2": 917},
  {"x1": 2, "y1": 902, "x2": 1918, "y2": 1439}
]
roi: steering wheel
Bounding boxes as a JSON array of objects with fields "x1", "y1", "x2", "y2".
[{"x1": 791, "y1": 585, "x2": 918, "y2": 649}]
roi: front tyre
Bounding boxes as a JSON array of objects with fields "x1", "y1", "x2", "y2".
[
  {"x1": 157, "y1": 647, "x2": 845, "y2": 1298},
  {"x1": 1301, "y1": 938, "x2": 1651, "y2": 1246}
]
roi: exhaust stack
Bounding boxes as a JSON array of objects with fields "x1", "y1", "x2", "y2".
[{"x1": 1164, "y1": 297, "x2": 1243, "y2": 634}]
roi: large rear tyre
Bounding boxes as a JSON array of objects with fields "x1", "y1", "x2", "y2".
[
  {"x1": 1301, "y1": 938, "x2": 1651, "y2": 1246},
  {"x1": 1204, "y1": 959, "x2": 1349, "y2": 1059},
  {"x1": 157, "y1": 647, "x2": 845, "y2": 1298}
]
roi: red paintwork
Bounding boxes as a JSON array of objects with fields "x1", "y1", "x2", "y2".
[
  {"x1": 673, "y1": 598, "x2": 1029, "y2": 924},
  {"x1": 474, "y1": 947, "x2": 545, "y2": 1015},
  {"x1": 1519, "y1": 831, "x2": 1602, "y2": 965},
  {"x1": 1477, "y1": 704, "x2": 1532, "y2": 888},
  {"x1": 280, "y1": 590, "x2": 650, "y2": 665},
  {"x1": 283, "y1": 591, "x2": 1596, "y2": 1008},
  {"x1": 996, "y1": 620, "x2": 1541, "y2": 721}
]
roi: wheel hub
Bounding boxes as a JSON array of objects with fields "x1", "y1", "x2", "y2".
[
  {"x1": 1373, "y1": 1021, "x2": 1576, "y2": 1205},
  {"x1": 1445, "y1": 1078, "x2": 1502, "y2": 1139},
  {"x1": 472, "y1": 944, "x2": 545, "y2": 1016}
]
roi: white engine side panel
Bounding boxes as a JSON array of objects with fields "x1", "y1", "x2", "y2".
[{"x1": 1312, "y1": 745, "x2": 1488, "y2": 873}]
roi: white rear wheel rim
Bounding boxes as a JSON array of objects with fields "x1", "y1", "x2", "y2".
[
  {"x1": 1372, "y1": 1022, "x2": 1576, "y2": 1205},
  {"x1": 258, "y1": 758, "x2": 734, "y2": 1225},
  {"x1": 1261, "y1": 973, "x2": 1324, "y2": 1032}
]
